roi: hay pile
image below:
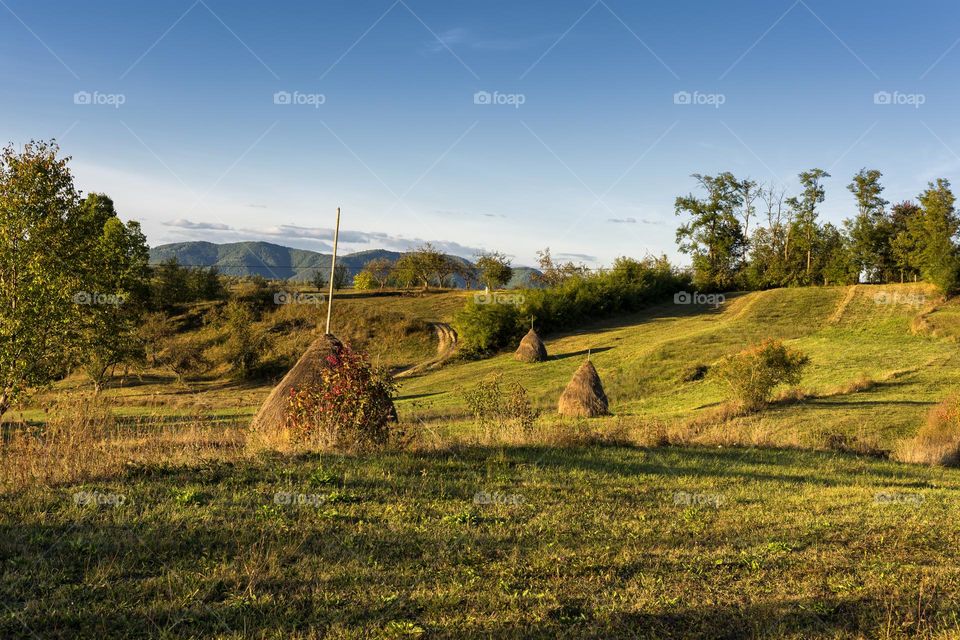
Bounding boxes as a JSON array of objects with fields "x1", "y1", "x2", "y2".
[
  {"x1": 250, "y1": 333, "x2": 343, "y2": 432},
  {"x1": 515, "y1": 328, "x2": 548, "y2": 362},
  {"x1": 557, "y1": 359, "x2": 609, "y2": 417}
]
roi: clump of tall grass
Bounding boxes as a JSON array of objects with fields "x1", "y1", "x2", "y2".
[
  {"x1": 894, "y1": 395, "x2": 960, "y2": 466},
  {"x1": 0, "y1": 393, "x2": 244, "y2": 491}
]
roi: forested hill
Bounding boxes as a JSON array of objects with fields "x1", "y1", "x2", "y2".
[{"x1": 148, "y1": 241, "x2": 540, "y2": 287}]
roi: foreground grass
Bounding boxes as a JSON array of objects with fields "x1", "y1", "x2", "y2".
[{"x1": 4, "y1": 443, "x2": 960, "y2": 639}]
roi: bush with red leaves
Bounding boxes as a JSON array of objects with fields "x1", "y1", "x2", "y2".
[{"x1": 285, "y1": 345, "x2": 398, "y2": 449}]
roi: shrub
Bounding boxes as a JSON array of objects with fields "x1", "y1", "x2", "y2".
[
  {"x1": 894, "y1": 395, "x2": 960, "y2": 466},
  {"x1": 221, "y1": 301, "x2": 267, "y2": 378},
  {"x1": 453, "y1": 301, "x2": 523, "y2": 358},
  {"x1": 463, "y1": 374, "x2": 539, "y2": 438},
  {"x1": 712, "y1": 339, "x2": 810, "y2": 411},
  {"x1": 284, "y1": 345, "x2": 398, "y2": 450}
]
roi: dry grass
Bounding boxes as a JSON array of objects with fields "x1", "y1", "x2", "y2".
[
  {"x1": 894, "y1": 395, "x2": 960, "y2": 466},
  {"x1": 0, "y1": 393, "x2": 245, "y2": 492}
]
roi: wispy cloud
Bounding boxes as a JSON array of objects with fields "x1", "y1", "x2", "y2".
[
  {"x1": 164, "y1": 218, "x2": 232, "y2": 230},
  {"x1": 426, "y1": 27, "x2": 553, "y2": 53},
  {"x1": 556, "y1": 252, "x2": 597, "y2": 262},
  {"x1": 159, "y1": 219, "x2": 485, "y2": 258}
]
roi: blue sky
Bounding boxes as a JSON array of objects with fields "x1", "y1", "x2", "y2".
[{"x1": 3, "y1": 0, "x2": 960, "y2": 266}]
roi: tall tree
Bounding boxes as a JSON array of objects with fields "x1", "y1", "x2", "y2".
[
  {"x1": 0, "y1": 141, "x2": 84, "y2": 417},
  {"x1": 910, "y1": 180, "x2": 960, "y2": 292},
  {"x1": 361, "y1": 257, "x2": 394, "y2": 289},
  {"x1": 785, "y1": 168, "x2": 829, "y2": 285},
  {"x1": 844, "y1": 168, "x2": 891, "y2": 282},
  {"x1": 74, "y1": 194, "x2": 151, "y2": 390},
  {"x1": 474, "y1": 251, "x2": 513, "y2": 291},
  {"x1": 889, "y1": 201, "x2": 924, "y2": 283},
  {"x1": 674, "y1": 172, "x2": 749, "y2": 290}
]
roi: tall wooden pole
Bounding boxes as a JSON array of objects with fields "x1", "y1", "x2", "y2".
[{"x1": 325, "y1": 207, "x2": 341, "y2": 335}]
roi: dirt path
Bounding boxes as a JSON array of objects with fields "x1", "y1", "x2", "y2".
[{"x1": 395, "y1": 322, "x2": 458, "y2": 378}]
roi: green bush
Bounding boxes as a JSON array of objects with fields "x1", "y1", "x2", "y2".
[
  {"x1": 713, "y1": 339, "x2": 810, "y2": 411},
  {"x1": 453, "y1": 299, "x2": 524, "y2": 358},
  {"x1": 462, "y1": 374, "x2": 539, "y2": 437}
]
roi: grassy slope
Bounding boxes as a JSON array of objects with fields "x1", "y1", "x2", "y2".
[
  {"x1": 6, "y1": 290, "x2": 469, "y2": 425},
  {"x1": 4, "y1": 445, "x2": 960, "y2": 638},
  {"x1": 397, "y1": 283, "x2": 959, "y2": 448}
]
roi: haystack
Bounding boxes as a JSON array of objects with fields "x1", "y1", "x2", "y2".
[
  {"x1": 249, "y1": 333, "x2": 343, "y2": 432},
  {"x1": 515, "y1": 328, "x2": 548, "y2": 362},
  {"x1": 557, "y1": 359, "x2": 609, "y2": 417}
]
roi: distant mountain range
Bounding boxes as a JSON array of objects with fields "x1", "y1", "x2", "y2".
[{"x1": 148, "y1": 241, "x2": 540, "y2": 288}]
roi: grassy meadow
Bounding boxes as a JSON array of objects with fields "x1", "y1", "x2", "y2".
[{"x1": 5, "y1": 283, "x2": 960, "y2": 638}]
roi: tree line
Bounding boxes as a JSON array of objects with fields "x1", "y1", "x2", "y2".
[{"x1": 675, "y1": 169, "x2": 960, "y2": 293}]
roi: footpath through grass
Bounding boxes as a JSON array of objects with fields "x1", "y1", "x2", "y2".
[{"x1": 4, "y1": 444, "x2": 960, "y2": 639}]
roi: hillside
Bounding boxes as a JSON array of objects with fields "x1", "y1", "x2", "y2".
[
  {"x1": 148, "y1": 240, "x2": 541, "y2": 287},
  {"x1": 397, "y1": 283, "x2": 956, "y2": 451}
]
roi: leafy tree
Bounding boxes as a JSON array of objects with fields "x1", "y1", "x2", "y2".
[
  {"x1": 331, "y1": 263, "x2": 349, "y2": 290},
  {"x1": 151, "y1": 257, "x2": 191, "y2": 309},
  {"x1": 0, "y1": 141, "x2": 85, "y2": 417},
  {"x1": 475, "y1": 251, "x2": 513, "y2": 290},
  {"x1": 311, "y1": 268, "x2": 326, "y2": 291},
  {"x1": 188, "y1": 266, "x2": 225, "y2": 300},
  {"x1": 158, "y1": 338, "x2": 209, "y2": 383},
  {"x1": 785, "y1": 169, "x2": 829, "y2": 285},
  {"x1": 390, "y1": 244, "x2": 457, "y2": 290},
  {"x1": 390, "y1": 254, "x2": 419, "y2": 289},
  {"x1": 914, "y1": 180, "x2": 960, "y2": 293},
  {"x1": 674, "y1": 173, "x2": 750, "y2": 290},
  {"x1": 362, "y1": 258, "x2": 393, "y2": 289},
  {"x1": 353, "y1": 271, "x2": 376, "y2": 290},
  {"x1": 74, "y1": 194, "x2": 151, "y2": 390},
  {"x1": 890, "y1": 201, "x2": 924, "y2": 282},
  {"x1": 845, "y1": 169, "x2": 891, "y2": 283},
  {"x1": 139, "y1": 311, "x2": 175, "y2": 367},
  {"x1": 531, "y1": 247, "x2": 588, "y2": 288}
]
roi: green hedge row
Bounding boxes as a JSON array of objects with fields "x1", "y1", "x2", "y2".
[{"x1": 453, "y1": 256, "x2": 690, "y2": 358}]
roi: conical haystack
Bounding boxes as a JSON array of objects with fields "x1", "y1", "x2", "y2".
[
  {"x1": 557, "y1": 359, "x2": 609, "y2": 417},
  {"x1": 515, "y1": 328, "x2": 548, "y2": 362},
  {"x1": 250, "y1": 334, "x2": 343, "y2": 431}
]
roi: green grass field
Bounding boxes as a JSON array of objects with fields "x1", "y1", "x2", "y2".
[
  {"x1": 4, "y1": 444, "x2": 960, "y2": 638},
  {"x1": 5, "y1": 283, "x2": 960, "y2": 638}
]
